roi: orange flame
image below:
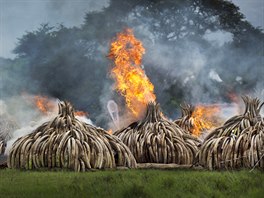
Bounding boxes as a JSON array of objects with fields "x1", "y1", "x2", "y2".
[
  {"x1": 191, "y1": 105, "x2": 220, "y2": 136},
  {"x1": 34, "y1": 95, "x2": 54, "y2": 114},
  {"x1": 107, "y1": 129, "x2": 113, "y2": 135},
  {"x1": 108, "y1": 28, "x2": 156, "y2": 117},
  {"x1": 75, "y1": 111, "x2": 88, "y2": 117}
]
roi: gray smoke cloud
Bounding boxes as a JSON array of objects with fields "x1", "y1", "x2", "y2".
[
  {"x1": 87, "y1": 1, "x2": 263, "y2": 130},
  {"x1": 122, "y1": 3, "x2": 263, "y2": 121},
  {"x1": 0, "y1": 0, "x2": 263, "y2": 131}
]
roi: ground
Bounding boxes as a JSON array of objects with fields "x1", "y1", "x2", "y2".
[{"x1": 0, "y1": 169, "x2": 263, "y2": 197}]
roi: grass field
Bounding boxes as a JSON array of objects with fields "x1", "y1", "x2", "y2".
[{"x1": 0, "y1": 169, "x2": 263, "y2": 198}]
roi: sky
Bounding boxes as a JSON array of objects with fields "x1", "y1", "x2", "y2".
[
  {"x1": 231, "y1": 0, "x2": 264, "y2": 28},
  {"x1": 0, "y1": 0, "x2": 263, "y2": 59}
]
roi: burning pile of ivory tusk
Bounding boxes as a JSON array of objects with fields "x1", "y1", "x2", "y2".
[
  {"x1": 198, "y1": 96, "x2": 264, "y2": 170},
  {"x1": 114, "y1": 102, "x2": 201, "y2": 165},
  {"x1": 8, "y1": 101, "x2": 136, "y2": 171}
]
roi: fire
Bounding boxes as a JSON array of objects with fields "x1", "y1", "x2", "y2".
[
  {"x1": 108, "y1": 28, "x2": 156, "y2": 117},
  {"x1": 191, "y1": 105, "x2": 220, "y2": 136},
  {"x1": 75, "y1": 111, "x2": 88, "y2": 117},
  {"x1": 34, "y1": 95, "x2": 54, "y2": 114},
  {"x1": 108, "y1": 129, "x2": 113, "y2": 135},
  {"x1": 34, "y1": 95, "x2": 88, "y2": 117}
]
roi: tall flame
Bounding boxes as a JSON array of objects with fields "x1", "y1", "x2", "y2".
[
  {"x1": 108, "y1": 28, "x2": 156, "y2": 117},
  {"x1": 191, "y1": 105, "x2": 220, "y2": 136}
]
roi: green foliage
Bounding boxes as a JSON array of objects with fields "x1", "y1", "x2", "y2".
[{"x1": 0, "y1": 169, "x2": 263, "y2": 197}]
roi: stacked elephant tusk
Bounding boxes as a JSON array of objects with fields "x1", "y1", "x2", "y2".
[
  {"x1": 8, "y1": 101, "x2": 136, "y2": 171},
  {"x1": 175, "y1": 103, "x2": 195, "y2": 135},
  {"x1": 114, "y1": 102, "x2": 201, "y2": 165},
  {"x1": 198, "y1": 96, "x2": 264, "y2": 170}
]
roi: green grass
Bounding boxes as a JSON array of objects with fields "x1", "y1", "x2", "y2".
[{"x1": 0, "y1": 169, "x2": 263, "y2": 198}]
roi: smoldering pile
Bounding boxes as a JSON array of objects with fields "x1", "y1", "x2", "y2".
[
  {"x1": 114, "y1": 102, "x2": 201, "y2": 166},
  {"x1": 198, "y1": 96, "x2": 264, "y2": 170},
  {"x1": 8, "y1": 101, "x2": 136, "y2": 171}
]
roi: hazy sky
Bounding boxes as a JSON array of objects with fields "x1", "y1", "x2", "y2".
[
  {"x1": 231, "y1": 0, "x2": 264, "y2": 28},
  {"x1": 0, "y1": 0, "x2": 263, "y2": 59}
]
